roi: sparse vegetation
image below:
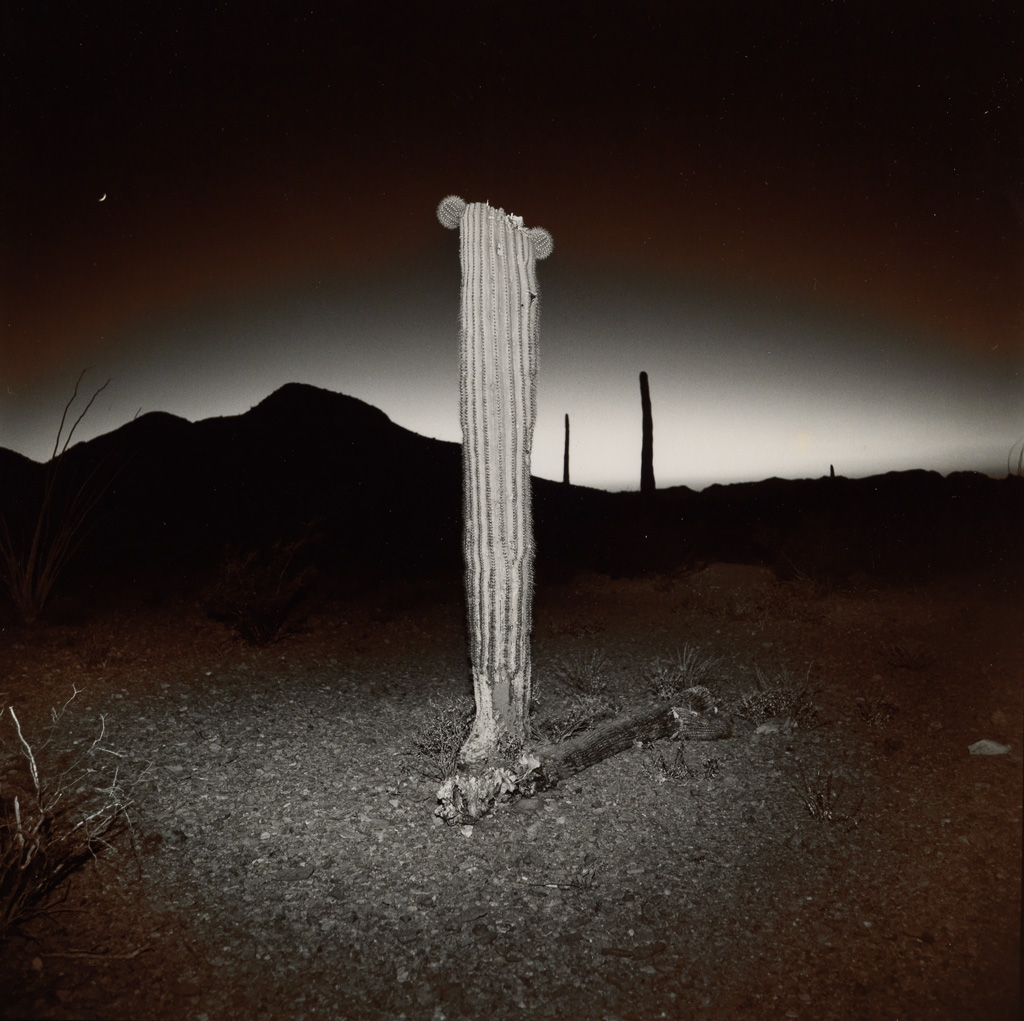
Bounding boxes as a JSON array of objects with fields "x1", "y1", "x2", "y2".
[
  {"x1": 0, "y1": 371, "x2": 118, "y2": 625},
  {"x1": 640, "y1": 744, "x2": 722, "y2": 785},
  {"x1": 548, "y1": 650, "x2": 611, "y2": 697},
  {"x1": 887, "y1": 640, "x2": 935, "y2": 670},
  {"x1": 642, "y1": 645, "x2": 721, "y2": 700},
  {"x1": 0, "y1": 566, "x2": 1017, "y2": 1020},
  {"x1": 536, "y1": 692, "x2": 618, "y2": 744},
  {"x1": 536, "y1": 651, "x2": 621, "y2": 742},
  {"x1": 796, "y1": 770, "x2": 864, "y2": 830},
  {"x1": 205, "y1": 529, "x2": 320, "y2": 646},
  {"x1": 735, "y1": 664, "x2": 820, "y2": 728},
  {"x1": 1008, "y1": 435, "x2": 1024, "y2": 477},
  {"x1": 856, "y1": 697, "x2": 900, "y2": 727},
  {"x1": 640, "y1": 744, "x2": 691, "y2": 784},
  {"x1": 413, "y1": 695, "x2": 474, "y2": 781},
  {"x1": 0, "y1": 690, "x2": 142, "y2": 944}
]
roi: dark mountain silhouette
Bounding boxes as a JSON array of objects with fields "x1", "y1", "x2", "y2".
[{"x1": 0, "y1": 382, "x2": 1020, "y2": 607}]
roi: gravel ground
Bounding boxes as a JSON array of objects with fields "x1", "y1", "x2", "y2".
[{"x1": 1, "y1": 565, "x2": 1020, "y2": 1020}]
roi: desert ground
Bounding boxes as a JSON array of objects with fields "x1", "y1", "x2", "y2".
[{"x1": 0, "y1": 563, "x2": 1020, "y2": 1020}]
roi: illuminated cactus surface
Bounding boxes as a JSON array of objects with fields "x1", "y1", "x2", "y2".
[{"x1": 437, "y1": 195, "x2": 553, "y2": 782}]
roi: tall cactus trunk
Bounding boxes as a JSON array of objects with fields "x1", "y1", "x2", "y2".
[
  {"x1": 640, "y1": 370, "x2": 655, "y2": 496},
  {"x1": 562, "y1": 413, "x2": 570, "y2": 485},
  {"x1": 437, "y1": 196, "x2": 553, "y2": 779}
]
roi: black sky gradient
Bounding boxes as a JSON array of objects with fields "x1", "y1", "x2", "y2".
[{"x1": 2, "y1": 3, "x2": 1021, "y2": 487}]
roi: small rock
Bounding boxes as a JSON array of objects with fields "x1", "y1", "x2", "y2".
[
  {"x1": 279, "y1": 865, "x2": 315, "y2": 881},
  {"x1": 969, "y1": 739, "x2": 1010, "y2": 755},
  {"x1": 471, "y1": 922, "x2": 496, "y2": 944}
]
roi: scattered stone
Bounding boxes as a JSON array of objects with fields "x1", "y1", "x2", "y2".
[
  {"x1": 278, "y1": 865, "x2": 315, "y2": 881},
  {"x1": 471, "y1": 922, "x2": 496, "y2": 944},
  {"x1": 968, "y1": 740, "x2": 1011, "y2": 755}
]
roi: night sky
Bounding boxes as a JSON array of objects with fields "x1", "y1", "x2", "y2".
[{"x1": 2, "y1": 4, "x2": 1021, "y2": 489}]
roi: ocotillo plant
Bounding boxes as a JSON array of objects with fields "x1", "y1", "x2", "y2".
[
  {"x1": 437, "y1": 196, "x2": 553, "y2": 788},
  {"x1": 563, "y1": 413, "x2": 570, "y2": 485},
  {"x1": 640, "y1": 370, "x2": 655, "y2": 495}
]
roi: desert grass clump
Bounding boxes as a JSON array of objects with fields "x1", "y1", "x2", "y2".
[
  {"x1": 0, "y1": 691, "x2": 141, "y2": 943},
  {"x1": 413, "y1": 696, "x2": 475, "y2": 781},
  {"x1": 887, "y1": 640, "x2": 935, "y2": 670},
  {"x1": 643, "y1": 645, "x2": 721, "y2": 701},
  {"x1": 206, "y1": 532, "x2": 319, "y2": 646},
  {"x1": 796, "y1": 770, "x2": 863, "y2": 830},
  {"x1": 856, "y1": 697, "x2": 900, "y2": 727},
  {"x1": 538, "y1": 692, "x2": 618, "y2": 744},
  {"x1": 640, "y1": 744, "x2": 691, "y2": 785},
  {"x1": 549, "y1": 651, "x2": 612, "y2": 697},
  {"x1": 735, "y1": 664, "x2": 820, "y2": 729},
  {"x1": 640, "y1": 745, "x2": 723, "y2": 786}
]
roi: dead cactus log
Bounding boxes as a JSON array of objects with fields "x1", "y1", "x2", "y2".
[{"x1": 534, "y1": 691, "x2": 731, "y2": 787}]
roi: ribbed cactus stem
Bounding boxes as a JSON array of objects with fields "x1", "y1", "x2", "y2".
[
  {"x1": 438, "y1": 196, "x2": 552, "y2": 768},
  {"x1": 640, "y1": 370, "x2": 655, "y2": 495},
  {"x1": 563, "y1": 413, "x2": 570, "y2": 485}
]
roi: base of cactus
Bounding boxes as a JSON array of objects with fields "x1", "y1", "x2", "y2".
[
  {"x1": 434, "y1": 690, "x2": 731, "y2": 825},
  {"x1": 434, "y1": 753, "x2": 541, "y2": 824}
]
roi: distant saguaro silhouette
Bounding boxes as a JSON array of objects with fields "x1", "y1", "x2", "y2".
[
  {"x1": 563, "y1": 414, "x2": 570, "y2": 485},
  {"x1": 639, "y1": 371, "x2": 655, "y2": 495}
]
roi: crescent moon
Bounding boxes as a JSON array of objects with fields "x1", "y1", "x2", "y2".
[{"x1": 99, "y1": 193, "x2": 106, "y2": 202}]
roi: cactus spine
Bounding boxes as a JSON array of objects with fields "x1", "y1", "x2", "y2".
[
  {"x1": 437, "y1": 196, "x2": 553, "y2": 772},
  {"x1": 640, "y1": 370, "x2": 655, "y2": 495},
  {"x1": 563, "y1": 413, "x2": 570, "y2": 485}
]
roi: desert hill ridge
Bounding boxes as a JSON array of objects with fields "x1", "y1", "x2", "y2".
[{"x1": 1, "y1": 382, "x2": 1020, "y2": 601}]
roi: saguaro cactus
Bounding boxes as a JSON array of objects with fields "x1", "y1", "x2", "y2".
[
  {"x1": 437, "y1": 195, "x2": 553, "y2": 799},
  {"x1": 563, "y1": 413, "x2": 570, "y2": 485},
  {"x1": 640, "y1": 370, "x2": 655, "y2": 495}
]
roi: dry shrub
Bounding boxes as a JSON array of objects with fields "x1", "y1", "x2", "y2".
[
  {"x1": 642, "y1": 645, "x2": 721, "y2": 700},
  {"x1": 413, "y1": 696, "x2": 475, "y2": 781},
  {"x1": 0, "y1": 690, "x2": 144, "y2": 943},
  {"x1": 735, "y1": 664, "x2": 820, "y2": 728},
  {"x1": 549, "y1": 651, "x2": 612, "y2": 697},
  {"x1": 206, "y1": 530, "x2": 320, "y2": 646}
]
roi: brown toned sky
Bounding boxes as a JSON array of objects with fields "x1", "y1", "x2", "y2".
[{"x1": 2, "y1": 4, "x2": 1021, "y2": 487}]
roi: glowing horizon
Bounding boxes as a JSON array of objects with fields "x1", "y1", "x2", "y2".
[{"x1": 2, "y1": 258, "x2": 1018, "y2": 492}]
